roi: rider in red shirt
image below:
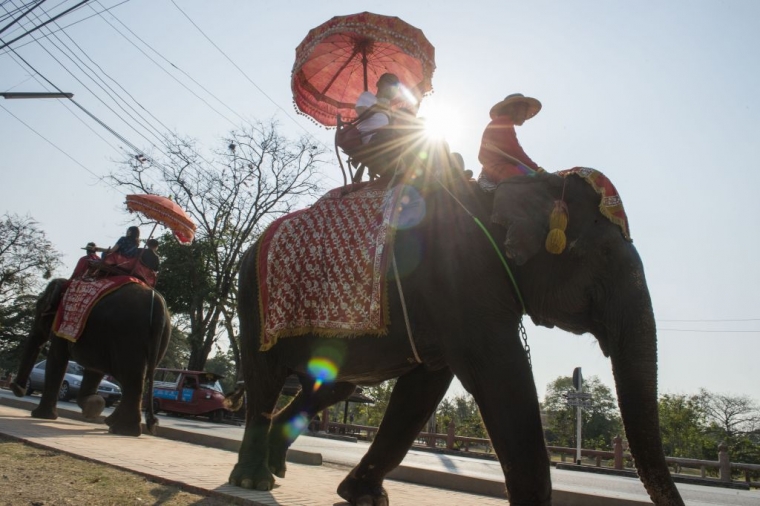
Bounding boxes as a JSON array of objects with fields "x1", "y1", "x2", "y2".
[
  {"x1": 478, "y1": 93, "x2": 542, "y2": 185},
  {"x1": 71, "y1": 242, "x2": 102, "y2": 279}
]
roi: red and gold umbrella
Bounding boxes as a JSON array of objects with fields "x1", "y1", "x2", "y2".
[
  {"x1": 292, "y1": 12, "x2": 435, "y2": 127},
  {"x1": 125, "y1": 194, "x2": 196, "y2": 244}
]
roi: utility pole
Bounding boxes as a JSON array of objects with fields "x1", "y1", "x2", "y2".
[{"x1": 574, "y1": 367, "x2": 583, "y2": 465}]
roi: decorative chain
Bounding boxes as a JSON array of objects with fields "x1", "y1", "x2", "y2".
[{"x1": 519, "y1": 319, "x2": 532, "y2": 370}]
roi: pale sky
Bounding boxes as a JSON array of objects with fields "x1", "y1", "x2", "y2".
[{"x1": 1, "y1": 1, "x2": 758, "y2": 404}]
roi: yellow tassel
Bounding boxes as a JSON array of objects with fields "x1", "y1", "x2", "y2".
[
  {"x1": 549, "y1": 200, "x2": 568, "y2": 231},
  {"x1": 545, "y1": 228, "x2": 567, "y2": 254}
]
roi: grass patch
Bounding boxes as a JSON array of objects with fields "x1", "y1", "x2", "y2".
[{"x1": 0, "y1": 435, "x2": 230, "y2": 505}]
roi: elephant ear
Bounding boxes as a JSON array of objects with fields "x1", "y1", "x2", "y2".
[
  {"x1": 491, "y1": 174, "x2": 560, "y2": 265},
  {"x1": 37, "y1": 278, "x2": 66, "y2": 315}
]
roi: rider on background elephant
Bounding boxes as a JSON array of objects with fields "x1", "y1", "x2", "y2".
[{"x1": 11, "y1": 277, "x2": 171, "y2": 436}]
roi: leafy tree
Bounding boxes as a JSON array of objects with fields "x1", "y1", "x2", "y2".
[
  {"x1": 348, "y1": 379, "x2": 396, "y2": 427},
  {"x1": 107, "y1": 120, "x2": 326, "y2": 373},
  {"x1": 657, "y1": 393, "x2": 710, "y2": 459},
  {"x1": 435, "y1": 394, "x2": 488, "y2": 446},
  {"x1": 157, "y1": 327, "x2": 191, "y2": 370},
  {"x1": 543, "y1": 375, "x2": 622, "y2": 450},
  {"x1": 204, "y1": 347, "x2": 237, "y2": 393},
  {"x1": 0, "y1": 214, "x2": 61, "y2": 374}
]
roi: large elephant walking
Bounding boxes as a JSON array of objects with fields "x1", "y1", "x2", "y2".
[
  {"x1": 11, "y1": 279, "x2": 171, "y2": 436},
  {"x1": 228, "y1": 169, "x2": 684, "y2": 506}
]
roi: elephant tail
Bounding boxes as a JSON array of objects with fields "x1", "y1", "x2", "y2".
[{"x1": 223, "y1": 382, "x2": 245, "y2": 412}]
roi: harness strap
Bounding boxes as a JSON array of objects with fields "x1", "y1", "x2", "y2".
[{"x1": 393, "y1": 252, "x2": 421, "y2": 364}]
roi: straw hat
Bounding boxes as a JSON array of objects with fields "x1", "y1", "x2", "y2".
[
  {"x1": 81, "y1": 242, "x2": 97, "y2": 251},
  {"x1": 489, "y1": 93, "x2": 542, "y2": 120}
]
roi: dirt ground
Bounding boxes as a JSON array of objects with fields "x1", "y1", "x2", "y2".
[{"x1": 0, "y1": 435, "x2": 231, "y2": 506}]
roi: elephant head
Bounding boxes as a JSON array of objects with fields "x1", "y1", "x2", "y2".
[
  {"x1": 492, "y1": 172, "x2": 683, "y2": 506},
  {"x1": 10, "y1": 278, "x2": 66, "y2": 397}
]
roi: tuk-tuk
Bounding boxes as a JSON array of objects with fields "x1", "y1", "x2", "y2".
[{"x1": 151, "y1": 368, "x2": 230, "y2": 422}]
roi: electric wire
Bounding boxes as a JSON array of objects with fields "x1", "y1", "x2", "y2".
[
  {"x1": 0, "y1": 0, "x2": 45, "y2": 36},
  {"x1": 168, "y1": 0, "x2": 327, "y2": 144},
  {"x1": 0, "y1": 101, "x2": 125, "y2": 194},
  {"x1": 7, "y1": 50, "x2": 124, "y2": 155},
  {"x1": 4, "y1": 19, "x2": 182, "y2": 171},
  {"x1": 0, "y1": 0, "x2": 89, "y2": 51},
  {"x1": 0, "y1": 0, "x2": 128, "y2": 54},
  {"x1": 93, "y1": 0, "x2": 247, "y2": 126},
  {"x1": 19, "y1": 2, "x2": 172, "y2": 149},
  {"x1": 5, "y1": 44, "x2": 170, "y2": 176}
]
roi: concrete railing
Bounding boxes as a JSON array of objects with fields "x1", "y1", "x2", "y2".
[{"x1": 326, "y1": 419, "x2": 760, "y2": 487}]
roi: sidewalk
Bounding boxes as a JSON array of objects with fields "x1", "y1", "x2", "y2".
[{"x1": 0, "y1": 403, "x2": 509, "y2": 506}]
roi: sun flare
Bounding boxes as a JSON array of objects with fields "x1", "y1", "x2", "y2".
[{"x1": 417, "y1": 98, "x2": 463, "y2": 146}]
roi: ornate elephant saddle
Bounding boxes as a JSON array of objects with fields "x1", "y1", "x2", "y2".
[
  {"x1": 53, "y1": 276, "x2": 141, "y2": 342},
  {"x1": 255, "y1": 181, "x2": 418, "y2": 350}
]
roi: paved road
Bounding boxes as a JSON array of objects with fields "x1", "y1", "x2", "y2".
[{"x1": 1, "y1": 389, "x2": 757, "y2": 505}]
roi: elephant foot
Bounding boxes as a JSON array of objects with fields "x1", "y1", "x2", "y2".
[
  {"x1": 268, "y1": 442, "x2": 288, "y2": 478},
  {"x1": 107, "y1": 419, "x2": 142, "y2": 437},
  {"x1": 229, "y1": 462, "x2": 276, "y2": 491},
  {"x1": 145, "y1": 414, "x2": 159, "y2": 435},
  {"x1": 337, "y1": 472, "x2": 388, "y2": 506},
  {"x1": 79, "y1": 395, "x2": 105, "y2": 420},
  {"x1": 10, "y1": 382, "x2": 26, "y2": 397},
  {"x1": 31, "y1": 406, "x2": 57, "y2": 420}
]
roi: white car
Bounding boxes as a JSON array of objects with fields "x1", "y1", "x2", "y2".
[{"x1": 27, "y1": 360, "x2": 122, "y2": 407}]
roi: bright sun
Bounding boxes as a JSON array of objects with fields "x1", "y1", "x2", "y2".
[{"x1": 417, "y1": 98, "x2": 463, "y2": 146}]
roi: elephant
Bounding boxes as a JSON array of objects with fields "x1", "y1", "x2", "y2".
[
  {"x1": 227, "y1": 167, "x2": 684, "y2": 506},
  {"x1": 11, "y1": 278, "x2": 171, "y2": 436}
]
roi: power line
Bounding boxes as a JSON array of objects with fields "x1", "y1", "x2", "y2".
[
  {"x1": 0, "y1": 0, "x2": 89, "y2": 51},
  {"x1": 92, "y1": 0, "x2": 247, "y2": 126},
  {"x1": 0, "y1": 101, "x2": 124, "y2": 193},
  {"x1": 20, "y1": 2, "x2": 171, "y2": 149},
  {"x1": 168, "y1": 0, "x2": 328, "y2": 144},
  {"x1": 6, "y1": 50, "x2": 123, "y2": 154},
  {"x1": 0, "y1": 0, "x2": 46, "y2": 36},
  {"x1": 0, "y1": 0, "x2": 129, "y2": 55}
]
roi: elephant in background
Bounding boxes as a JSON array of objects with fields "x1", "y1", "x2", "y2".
[
  {"x1": 11, "y1": 278, "x2": 171, "y2": 436},
  {"x1": 228, "y1": 168, "x2": 684, "y2": 506}
]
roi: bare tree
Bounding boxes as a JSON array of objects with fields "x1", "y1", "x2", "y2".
[
  {"x1": 699, "y1": 388, "x2": 760, "y2": 439},
  {"x1": 107, "y1": 120, "x2": 327, "y2": 372}
]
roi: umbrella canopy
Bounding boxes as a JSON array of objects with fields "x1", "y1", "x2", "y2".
[
  {"x1": 292, "y1": 11, "x2": 435, "y2": 127},
  {"x1": 125, "y1": 194, "x2": 196, "y2": 245}
]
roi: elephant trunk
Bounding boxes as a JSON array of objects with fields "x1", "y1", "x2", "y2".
[{"x1": 607, "y1": 273, "x2": 684, "y2": 506}]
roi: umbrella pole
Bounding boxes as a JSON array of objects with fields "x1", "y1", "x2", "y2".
[
  {"x1": 146, "y1": 222, "x2": 159, "y2": 242},
  {"x1": 362, "y1": 47, "x2": 368, "y2": 91}
]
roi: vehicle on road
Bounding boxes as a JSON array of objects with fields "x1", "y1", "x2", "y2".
[
  {"x1": 151, "y1": 368, "x2": 230, "y2": 422},
  {"x1": 28, "y1": 360, "x2": 122, "y2": 407}
]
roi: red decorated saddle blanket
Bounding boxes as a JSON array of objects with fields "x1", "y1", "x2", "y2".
[
  {"x1": 256, "y1": 182, "x2": 405, "y2": 351},
  {"x1": 557, "y1": 167, "x2": 632, "y2": 241},
  {"x1": 53, "y1": 276, "x2": 141, "y2": 342}
]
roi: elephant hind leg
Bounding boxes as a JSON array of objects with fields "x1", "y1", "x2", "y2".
[
  {"x1": 80, "y1": 395, "x2": 105, "y2": 420},
  {"x1": 77, "y1": 370, "x2": 105, "y2": 420},
  {"x1": 337, "y1": 367, "x2": 453, "y2": 506},
  {"x1": 229, "y1": 365, "x2": 288, "y2": 491},
  {"x1": 268, "y1": 380, "x2": 356, "y2": 478}
]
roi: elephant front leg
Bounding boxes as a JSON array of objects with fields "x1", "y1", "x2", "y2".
[
  {"x1": 31, "y1": 341, "x2": 69, "y2": 420},
  {"x1": 453, "y1": 330, "x2": 552, "y2": 506},
  {"x1": 337, "y1": 367, "x2": 452, "y2": 506}
]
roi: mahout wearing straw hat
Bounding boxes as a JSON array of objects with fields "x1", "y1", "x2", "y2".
[{"x1": 489, "y1": 93, "x2": 542, "y2": 120}]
